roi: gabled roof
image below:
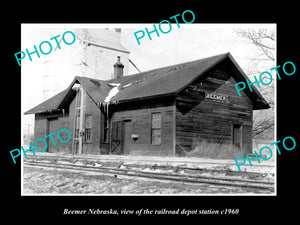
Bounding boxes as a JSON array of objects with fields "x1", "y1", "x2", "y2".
[
  {"x1": 109, "y1": 53, "x2": 229, "y2": 103},
  {"x1": 24, "y1": 89, "x2": 68, "y2": 115},
  {"x1": 24, "y1": 52, "x2": 270, "y2": 115},
  {"x1": 24, "y1": 77, "x2": 110, "y2": 115}
]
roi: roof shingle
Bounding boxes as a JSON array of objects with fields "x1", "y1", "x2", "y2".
[
  {"x1": 24, "y1": 52, "x2": 269, "y2": 115},
  {"x1": 109, "y1": 53, "x2": 227, "y2": 103}
]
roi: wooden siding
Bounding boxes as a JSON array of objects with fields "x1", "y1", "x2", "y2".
[
  {"x1": 34, "y1": 89, "x2": 102, "y2": 154},
  {"x1": 68, "y1": 89, "x2": 102, "y2": 154},
  {"x1": 32, "y1": 61, "x2": 256, "y2": 157},
  {"x1": 175, "y1": 63, "x2": 253, "y2": 155},
  {"x1": 111, "y1": 98, "x2": 175, "y2": 156},
  {"x1": 34, "y1": 113, "x2": 70, "y2": 153}
]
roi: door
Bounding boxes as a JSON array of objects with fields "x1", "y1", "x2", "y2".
[
  {"x1": 233, "y1": 124, "x2": 242, "y2": 150},
  {"x1": 122, "y1": 120, "x2": 132, "y2": 155},
  {"x1": 111, "y1": 121, "x2": 122, "y2": 154},
  {"x1": 46, "y1": 117, "x2": 59, "y2": 152}
]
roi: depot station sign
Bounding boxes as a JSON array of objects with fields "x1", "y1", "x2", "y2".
[{"x1": 205, "y1": 92, "x2": 228, "y2": 102}]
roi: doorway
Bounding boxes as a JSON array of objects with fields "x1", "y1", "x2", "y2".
[
  {"x1": 46, "y1": 117, "x2": 58, "y2": 152},
  {"x1": 232, "y1": 123, "x2": 242, "y2": 150},
  {"x1": 111, "y1": 120, "x2": 132, "y2": 155},
  {"x1": 122, "y1": 120, "x2": 132, "y2": 155}
]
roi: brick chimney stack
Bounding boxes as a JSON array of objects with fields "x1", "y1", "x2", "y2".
[{"x1": 113, "y1": 56, "x2": 124, "y2": 79}]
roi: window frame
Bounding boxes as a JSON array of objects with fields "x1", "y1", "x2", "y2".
[
  {"x1": 84, "y1": 114, "x2": 92, "y2": 143},
  {"x1": 150, "y1": 112, "x2": 162, "y2": 145}
]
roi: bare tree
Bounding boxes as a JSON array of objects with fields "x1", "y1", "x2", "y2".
[
  {"x1": 235, "y1": 28, "x2": 275, "y2": 139},
  {"x1": 236, "y1": 29, "x2": 275, "y2": 61}
]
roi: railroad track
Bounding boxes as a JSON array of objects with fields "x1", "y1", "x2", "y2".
[
  {"x1": 23, "y1": 153, "x2": 275, "y2": 167},
  {"x1": 23, "y1": 160, "x2": 275, "y2": 192}
]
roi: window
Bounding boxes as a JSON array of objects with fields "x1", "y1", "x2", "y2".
[
  {"x1": 103, "y1": 114, "x2": 109, "y2": 143},
  {"x1": 85, "y1": 115, "x2": 92, "y2": 143},
  {"x1": 151, "y1": 113, "x2": 161, "y2": 145}
]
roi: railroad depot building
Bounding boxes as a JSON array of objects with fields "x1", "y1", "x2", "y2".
[{"x1": 24, "y1": 53, "x2": 269, "y2": 156}]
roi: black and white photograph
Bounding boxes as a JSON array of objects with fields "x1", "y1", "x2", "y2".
[
  {"x1": 3, "y1": 4, "x2": 299, "y2": 221},
  {"x1": 20, "y1": 23, "x2": 276, "y2": 196}
]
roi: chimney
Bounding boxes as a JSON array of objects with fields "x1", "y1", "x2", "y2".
[{"x1": 113, "y1": 56, "x2": 124, "y2": 79}]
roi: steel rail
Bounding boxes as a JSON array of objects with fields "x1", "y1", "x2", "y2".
[{"x1": 23, "y1": 160, "x2": 274, "y2": 191}]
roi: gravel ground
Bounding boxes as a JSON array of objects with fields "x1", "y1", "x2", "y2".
[{"x1": 22, "y1": 166, "x2": 272, "y2": 195}]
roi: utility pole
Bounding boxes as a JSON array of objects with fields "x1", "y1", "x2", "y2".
[{"x1": 24, "y1": 124, "x2": 33, "y2": 141}]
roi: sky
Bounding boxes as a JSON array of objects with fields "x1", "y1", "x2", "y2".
[{"x1": 21, "y1": 23, "x2": 276, "y2": 136}]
